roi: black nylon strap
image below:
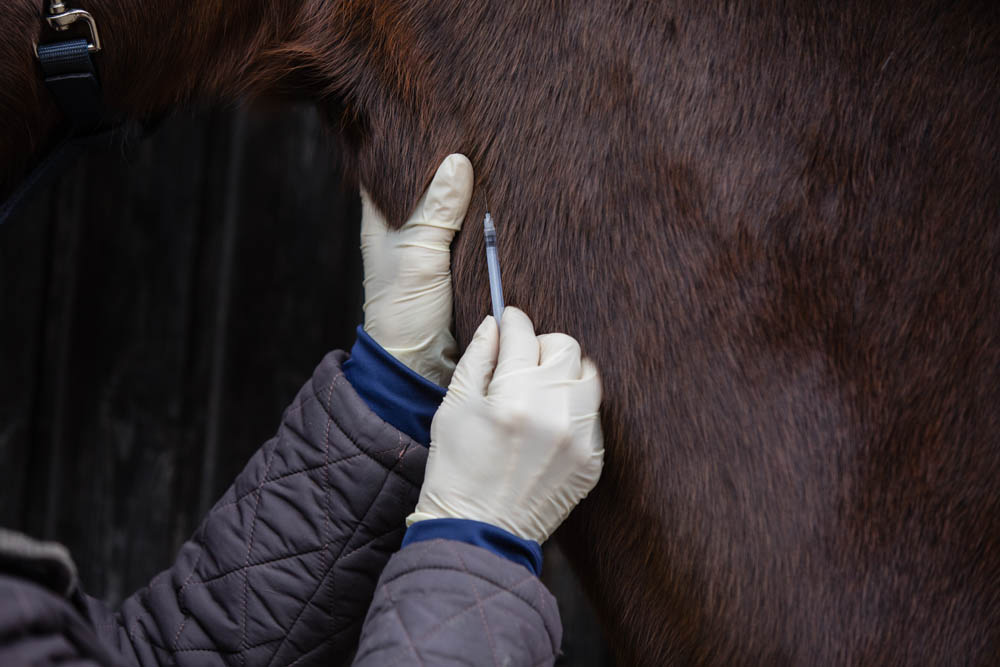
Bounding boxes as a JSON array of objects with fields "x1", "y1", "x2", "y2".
[{"x1": 36, "y1": 38, "x2": 104, "y2": 130}]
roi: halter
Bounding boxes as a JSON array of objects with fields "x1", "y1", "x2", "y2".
[{"x1": 0, "y1": 0, "x2": 144, "y2": 225}]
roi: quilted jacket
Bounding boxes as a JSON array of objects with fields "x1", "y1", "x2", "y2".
[{"x1": 0, "y1": 351, "x2": 562, "y2": 666}]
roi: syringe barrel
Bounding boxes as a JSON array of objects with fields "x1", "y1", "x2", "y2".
[{"x1": 483, "y1": 213, "x2": 504, "y2": 322}]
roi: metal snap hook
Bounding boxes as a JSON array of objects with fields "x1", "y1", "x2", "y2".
[{"x1": 41, "y1": 0, "x2": 102, "y2": 53}]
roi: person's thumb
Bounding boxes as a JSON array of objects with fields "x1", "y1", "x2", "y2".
[
  {"x1": 445, "y1": 316, "x2": 499, "y2": 401},
  {"x1": 403, "y1": 154, "x2": 474, "y2": 250}
]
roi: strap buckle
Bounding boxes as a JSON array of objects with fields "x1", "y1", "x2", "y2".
[{"x1": 40, "y1": 1, "x2": 102, "y2": 54}]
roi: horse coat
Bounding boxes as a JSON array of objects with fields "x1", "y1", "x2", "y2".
[{"x1": 2, "y1": 1, "x2": 999, "y2": 663}]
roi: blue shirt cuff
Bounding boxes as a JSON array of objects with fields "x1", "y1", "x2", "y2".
[
  {"x1": 402, "y1": 518, "x2": 543, "y2": 577},
  {"x1": 342, "y1": 326, "x2": 447, "y2": 446}
]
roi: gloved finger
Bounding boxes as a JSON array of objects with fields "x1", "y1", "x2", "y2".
[
  {"x1": 418, "y1": 154, "x2": 474, "y2": 230},
  {"x1": 402, "y1": 154, "x2": 474, "y2": 254},
  {"x1": 494, "y1": 307, "x2": 540, "y2": 379},
  {"x1": 572, "y1": 357, "x2": 603, "y2": 417},
  {"x1": 537, "y1": 332, "x2": 583, "y2": 380},
  {"x1": 448, "y1": 316, "x2": 499, "y2": 398}
]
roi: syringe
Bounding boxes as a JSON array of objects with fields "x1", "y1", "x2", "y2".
[{"x1": 483, "y1": 210, "x2": 505, "y2": 323}]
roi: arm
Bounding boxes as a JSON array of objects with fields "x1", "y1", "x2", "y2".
[
  {"x1": 351, "y1": 154, "x2": 567, "y2": 664},
  {"x1": 354, "y1": 309, "x2": 604, "y2": 666},
  {"x1": 354, "y1": 539, "x2": 561, "y2": 666},
  {"x1": 0, "y1": 339, "x2": 427, "y2": 667},
  {"x1": 10, "y1": 298, "x2": 452, "y2": 667},
  {"x1": 83, "y1": 349, "x2": 429, "y2": 666}
]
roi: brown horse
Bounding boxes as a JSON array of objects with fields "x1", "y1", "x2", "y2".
[{"x1": 3, "y1": 0, "x2": 999, "y2": 663}]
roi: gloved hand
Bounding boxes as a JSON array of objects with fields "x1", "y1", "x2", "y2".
[
  {"x1": 360, "y1": 154, "x2": 474, "y2": 386},
  {"x1": 408, "y1": 308, "x2": 604, "y2": 544}
]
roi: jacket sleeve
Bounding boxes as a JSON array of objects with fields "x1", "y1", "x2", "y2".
[
  {"x1": 83, "y1": 350, "x2": 429, "y2": 666},
  {"x1": 352, "y1": 539, "x2": 563, "y2": 666}
]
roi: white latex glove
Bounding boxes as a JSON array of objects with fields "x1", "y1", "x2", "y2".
[
  {"x1": 408, "y1": 307, "x2": 605, "y2": 544},
  {"x1": 360, "y1": 153, "x2": 474, "y2": 386}
]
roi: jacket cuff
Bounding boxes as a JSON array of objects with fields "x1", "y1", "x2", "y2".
[
  {"x1": 342, "y1": 326, "x2": 447, "y2": 446},
  {"x1": 402, "y1": 519, "x2": 543, "y2": 576}
]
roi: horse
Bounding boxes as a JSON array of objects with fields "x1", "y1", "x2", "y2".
[{"x1": 3, "y1": 0, "x2": 999, "y2": 663}]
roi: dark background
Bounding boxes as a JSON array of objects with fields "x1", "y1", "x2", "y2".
[{"x1": 0, "y1": 105, "x2": 612, "y2": 665}]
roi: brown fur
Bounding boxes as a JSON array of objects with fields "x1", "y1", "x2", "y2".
[{"x1": 3, "y1": 0, "x2": 1000, "y2": 663}]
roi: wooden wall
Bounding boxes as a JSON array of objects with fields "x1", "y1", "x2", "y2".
[{"x1": 0, "y1": 105, "x2": 613, "y2": 665}]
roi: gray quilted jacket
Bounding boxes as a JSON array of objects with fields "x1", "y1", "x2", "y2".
[{"x1": 0, "y1": 351, "x2": 562, "y2": 666}]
